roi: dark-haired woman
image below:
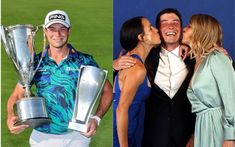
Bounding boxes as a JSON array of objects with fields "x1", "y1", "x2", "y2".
[{"x1": 113, "y1": 16, "x2": 161, "y2": 147}]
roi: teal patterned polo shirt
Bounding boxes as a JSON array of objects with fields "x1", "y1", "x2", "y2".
[{"x1": 33, "y1": 44, "x2": 98, "y2": 134}]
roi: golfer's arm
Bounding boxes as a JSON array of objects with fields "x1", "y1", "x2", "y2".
[
  {"x1": 7, "y1": 83, "x2": 25, "y2": 119},
  {"x1": 94, "y1": 80, "x2": 113, "y2": 118}
]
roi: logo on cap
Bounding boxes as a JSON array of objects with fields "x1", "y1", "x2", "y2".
[{"x1": 49, "y1": 14, "x2": 65, "y2": 21}]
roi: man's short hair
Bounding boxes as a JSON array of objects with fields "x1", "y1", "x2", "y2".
[{"x1": 155, "y1": 8, "x2": 182, "y2": 29}]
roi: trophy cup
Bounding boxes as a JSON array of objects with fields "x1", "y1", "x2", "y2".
[
  {"x1": 1, "y1": 24, "x2": 50, "y2": 128},
  {"x1": 68, "y1": 65, "x2": 108, "y2": 132}
]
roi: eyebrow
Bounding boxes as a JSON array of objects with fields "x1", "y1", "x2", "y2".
[
  {"x1": 48, "y1": 26, "x2": 67, "y2": 29},
  {"x1": 173, "y1": 19, "x2": 180, "y2": 22},
  {"x1": 160, "y1": 20, "x2": 167, "y2": 23},
  {"x1": 160, "y1": 19, "x2": 180, "y2": 22}
]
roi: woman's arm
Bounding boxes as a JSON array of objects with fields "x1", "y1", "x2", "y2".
[
  {"x1": 210, "y1": 52, "x2": 235, "y2": 143},
  {"x1": 116, "y1": 64, "x2": 145, "y2": 147}
]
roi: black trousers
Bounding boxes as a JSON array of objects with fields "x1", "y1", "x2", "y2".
[{"x1": 167, "y1": 137, "x2": 178, "y2": 147}]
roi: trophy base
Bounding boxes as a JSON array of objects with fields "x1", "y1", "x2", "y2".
[
  {"x1": 15, "y1": 117, "x2": 51, "y2": 128},
  {"x1": 68, "y1": 121, "x2": 87, "y2": 133},
  {"x1": 15, "y1": 97, "x2": 50, "y2": 128}
]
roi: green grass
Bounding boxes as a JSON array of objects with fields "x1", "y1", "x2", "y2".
[{"x1": 1, "y1": 0, "x2": 113, "y2": 146}]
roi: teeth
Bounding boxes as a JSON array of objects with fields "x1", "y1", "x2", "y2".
[{"x1": 166, "y1": 32, "x2": 176, "y2": 36}]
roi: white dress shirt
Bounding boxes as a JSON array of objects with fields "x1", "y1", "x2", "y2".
[{"x1": 154, "y1": 46, "x2": 188, "y2": 98}]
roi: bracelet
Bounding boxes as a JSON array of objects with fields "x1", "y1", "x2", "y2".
[{"x1": 90, "y1": 115, "x2": 101, "y2": 126}]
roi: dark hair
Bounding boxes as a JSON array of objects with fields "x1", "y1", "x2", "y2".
[
  {"x1": 120, "y1": 16, "x2": 145, "y2": 51},
  {"x1": 155, "y1": 8, "x2": 182, "y2": 29}
]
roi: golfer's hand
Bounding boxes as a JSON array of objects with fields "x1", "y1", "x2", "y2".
[
  {"x1": 113, "y1": 55, "x2": 137, "y2": 71},
  {"x1": 7, "y1": 116, "x2": 29, "y2": 134},
  {"x1": 81, "y1": 118, "x2": 98, "y2": 138}
]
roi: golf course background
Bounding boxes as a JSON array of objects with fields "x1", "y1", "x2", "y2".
[{"x1": 1, "y1": 0, "x2": 113, "y2": 146}]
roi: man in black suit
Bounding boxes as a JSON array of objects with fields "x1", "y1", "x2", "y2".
[
  {"x1": 141, "y1": 8, "x2": 195, "y2": 147},
  {"x1": 113, "y1": 8, "x2": 195, "y2": 147}
]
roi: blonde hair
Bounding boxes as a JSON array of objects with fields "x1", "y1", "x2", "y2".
[{"x1": 189, "y1": 14, "x2": 223, "y2": 59}]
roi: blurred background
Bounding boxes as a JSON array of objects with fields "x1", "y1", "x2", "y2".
[{"x1": 114, "y1": 0, "x2": 235, "y2": 60}]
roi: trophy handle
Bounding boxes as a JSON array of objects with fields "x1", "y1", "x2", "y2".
[
  {"x1": 33, "y1": 24, "x2": 43, "y2": 34},
  {"x1": 1, "y1": 25, "x2": 19, "y2": 70},
  {"x1": 0, "y1": 26, "x2": 10, "y2": 56},
  {"x1": 32, "y1": 24, "x2": 47, "y2": 76}
]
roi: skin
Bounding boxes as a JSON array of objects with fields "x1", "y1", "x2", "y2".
[
  {"x1": 116, "y1": 18, "x2": 160, "y2": 147},
  {"x1": 113, "y1": 53, "x2": 137, "y2": 71},
  {"x1": 44, "y1": 24, "x2": 70, "y2": 64},
  {"x1": 159, "y1": 13, "x2": 181, "y2": 51},
  {"x1": 7, "y1": 23, "x2": 113, "y2": 138},
  {"x1": 182, "y1": 25, "x2": 192, "y2": 46}
]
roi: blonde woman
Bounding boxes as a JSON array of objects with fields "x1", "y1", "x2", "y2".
[{"x1": 182, "y1": 14, "x2": 235, "y2": 147}]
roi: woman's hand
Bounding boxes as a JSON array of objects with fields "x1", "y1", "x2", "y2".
[
  {"x1": 179, "y1": 43, "x2": 191, "y2": 60},
  {"x1": 213, "y1": 44, "x2": 229, "y2": 56},
  {"x1": 185, "y1": 134, "x2": 194, "y2": 147},
  {"x1": 222, "y1": 140, "x2": 234, "y2": 147}
]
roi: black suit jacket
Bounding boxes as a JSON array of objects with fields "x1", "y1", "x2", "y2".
[
  {"x1": 142, "y1": 46, "x2": 196, "y2": 147},
  {"x1": 233, "y1": 60, "x2": 235, "y2": 70}
]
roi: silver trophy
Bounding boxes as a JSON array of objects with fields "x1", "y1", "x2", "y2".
[
  {"x1": 1, "y1": 24, "x2": 50, "y2": 128},
  {"x1": 68, "y1": 65, "x2": 108, "y2": 132}
]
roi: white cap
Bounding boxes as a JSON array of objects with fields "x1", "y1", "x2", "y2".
[{"x1": 44, "y1": 10, "x2": 70, "y2": 28}]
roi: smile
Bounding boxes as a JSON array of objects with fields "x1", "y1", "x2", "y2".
[
  {"x1": 53, "y1": 39, "x2": 62, "y2": 41},
  {"x1": 165, "y1": 32, "x2": 176, "y2": 36}
]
